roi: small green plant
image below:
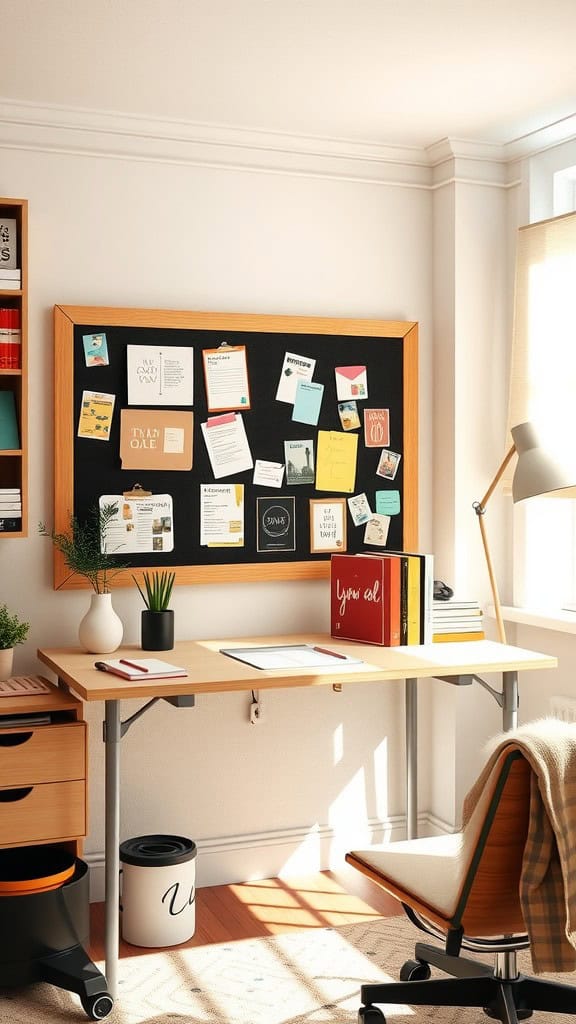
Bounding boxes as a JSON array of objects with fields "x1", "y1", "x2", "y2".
[
  {"x1": 39, "y1": 503, "x2": 129, "y2": 593},
  {"x1": 133, "y1": 570, "x2": 175, "y2": 612},
  {"x1": 0, "y1": 604, "x2": 30, "y2": 650}
]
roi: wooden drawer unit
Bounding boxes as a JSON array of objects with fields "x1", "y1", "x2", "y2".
[
  {"x1": 0, "y1": 721, "x2": 85, "y2": 786},
  {"x1": 0, "y1": 780, "x2": 86, "y2": 845},
  {"x1": 0, "y1": 677, "x2": 87, "y2": 852}
]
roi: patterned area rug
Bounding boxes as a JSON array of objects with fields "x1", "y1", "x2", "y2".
[{"x1": 1, "y1": 915, "x2": 576, "y2": 1023}]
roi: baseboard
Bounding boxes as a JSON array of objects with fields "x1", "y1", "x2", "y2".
[{"x1": 85, "y1": 812, "x2": 448, "y2": 902}]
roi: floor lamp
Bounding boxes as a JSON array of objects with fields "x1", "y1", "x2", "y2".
[{"x1": 473, "y1": 421, "x2": 576, "y2": 644}]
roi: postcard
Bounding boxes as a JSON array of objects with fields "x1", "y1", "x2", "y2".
[
  {"x1": 309, "y1": 498, "x2": 347, "y2": 553},
  {"x1": 200, "y1": 484, "x2": 244, "y2": 547},
  {"x1": 127, "y1": 345, "x2": 194, "y2": 406},
  {"x1": 364, "y1": 408, "x2": 390, "y2": 447},
  {"x1": 376, "y1": 449, "x2": 401, "y2": 480},
  {"x1": 253, "y1": 460, "x2": 285, "y2": 488},
  {"x1": 338, "y1": 400, "x2": 361, "y2": 431},
  {"x1": 375, "y1": 489, "x2": 401, "y2": 515},
  {"x1": 201, "y1": 412, "x2": 253, "y2": 479},
  {"x1": 82, "y1": 332, "x2": 109, "y2": 367},
  {"x1": 275, "y1": 352, "x2": 316, "y2": 404},
  {"x1": 292, "y1": 380, "x2": 324, "y2": 425},
  {"x1": 334, "y1": 365, "x2": 368, "y2": 401},
  {"x1": 315, "y1": 430, "x2": 358, "y2": 493},
  {"x1": 257, "y1": 496, "x2": 296, "y2": 552},
  {"x1": 202, "y1": 344, "x2": 250, "y2": 412},
  {"x1": 284, "y1": 439, "x2": 315, "y2": 485},
  {"x1": 99, "y1": 493, "x2": 174, "y2": 553},
  {"x1": 347, "y1": 492, "x2": 372, "y2": 526},
  {"x1": 120, "y1": 409, "x2": 193, "y2": 470},
  {"x1": 363, "y1": 514, "x2": 391, "y2": 546},
  {"x1": 78, "y1": 391, "x2": 115, "y2": 440}
]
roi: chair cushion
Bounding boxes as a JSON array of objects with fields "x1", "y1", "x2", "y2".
[{"x1": 348, "y1": 756, "x2": 505, "y2": 918}]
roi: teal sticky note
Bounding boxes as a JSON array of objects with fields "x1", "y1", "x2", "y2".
[
  {"x1": 375, "y1": 489, "x2": 401, "y2": 515},
  {"x1": 292, "y1": 380, "x2": 324, "y2": 425}
]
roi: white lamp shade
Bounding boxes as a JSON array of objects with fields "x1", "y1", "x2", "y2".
[{"x1": 511, "y1": 422, "x2": 576, "y2": 502}]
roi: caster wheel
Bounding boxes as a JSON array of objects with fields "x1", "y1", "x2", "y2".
[
  {"x1": 400, "y1": 958, "x2": 431, "y2": 981},
  {"x1": 80, "y1": 992, "x2": 114, "y2": 1020},
  {"x1": 358, "y1": 1005, "x2": 386, "y2": 1023}
]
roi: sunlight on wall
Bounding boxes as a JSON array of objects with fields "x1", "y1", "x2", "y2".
[{"x1": 333, "y1": 722, "x2": 343, "y2": 764}]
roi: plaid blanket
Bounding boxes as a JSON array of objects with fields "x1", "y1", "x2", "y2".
[{"x1": 462, "y1": 717, "x2": 576, "y2": 973}]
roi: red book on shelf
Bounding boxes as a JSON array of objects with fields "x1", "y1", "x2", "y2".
[
  {"x1": 8, "y1": 309, "x2": 21, "y2": 368},
  {"x1": 330, "y1": 553, "x2": 402, "y2": 645},
  {"x1": 0, "y1": 308, "x2": 9, "y2": 369}
]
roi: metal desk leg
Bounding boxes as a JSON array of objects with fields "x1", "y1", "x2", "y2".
[
  {"x1": 104, "y1": 700, "x2": 121, "y2": 999},
  {"x1": 405, "y1": 677, "x2": 418, "y2": 839},
  {"x1": 502, "y1": 671, "x2": 519, "y2": 732}
]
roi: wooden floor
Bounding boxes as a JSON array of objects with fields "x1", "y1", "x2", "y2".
[{"x1": 88, "y1": 865, "x2": 400, "y2": 961}]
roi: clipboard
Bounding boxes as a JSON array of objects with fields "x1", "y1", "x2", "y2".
[
  {"x1": 202, "y1": 343, "x2": 251, "y2": 412},
  {"x1": 122, "y1": 484, "x2": 152, "y2": 499}
]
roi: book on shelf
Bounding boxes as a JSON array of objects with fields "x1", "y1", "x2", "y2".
[
  {"x1": 0, "y1": 504, "x2": 22, "y2": 513},
  {"x1": 0, "y1": 308, "x2": 21, "y2": 369},
  {"x1": 384, "y1": 550, "x2": 434, "y2": 643},
  {"x1": 0, "y1": 487, "x2": 20, "y2": 495},
  {"x1": 0, "y1": 281, "x2": 20, "y2": 291},
  {"x1": 433, "y1": 598, "x2": 481, "y2": 611},
  {"x1": 0, "y1": 269, "x2": 20, "y2": 282},
  {"x1": 0, "y1": 391, "x2": 19, "y2": 449},
  {"x1": 0, "y1": 517, "x2": 22, "y2": 532},
  {"x1": 0, "y1": 218, "x2": 18, "y2": 269},
  {"x1": 433, "y1": 621, "x2": 484, "y2": 633}
]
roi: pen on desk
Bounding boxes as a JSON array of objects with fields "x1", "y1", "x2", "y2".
[
  {"x1": 312, "y1": 645, "x2": 348, "y2": 660},
  {"x1": 119, "y1": 659, "x2": 148, "y2": 672}
]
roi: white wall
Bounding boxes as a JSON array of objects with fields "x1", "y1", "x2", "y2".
[{"x1": 0, "y1": 121, "x2": 435, "y2": 895}]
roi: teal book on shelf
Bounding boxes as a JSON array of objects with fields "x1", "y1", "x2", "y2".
[{"x1": 0, "y1": 391, "x2": 20, "y2": 450}]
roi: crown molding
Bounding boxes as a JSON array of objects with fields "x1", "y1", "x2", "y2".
[{"x1": 2, "y1": 99, "x2": 575, "y2": 189}]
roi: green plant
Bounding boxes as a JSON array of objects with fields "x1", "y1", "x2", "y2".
[
  {"x1": 133, "y1": 570, "x2": 175, "y2": 611},
  {"x1": 0, "y1": 604, "x2": 30, "y2": 650},
  {"x1": 39, "y1": 503, "x2": 129, "y2": 593}
]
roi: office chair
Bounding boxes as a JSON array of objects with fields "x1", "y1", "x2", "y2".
[{"x1": 346, "y1": 745, "x2": 576, "y2": 1024}]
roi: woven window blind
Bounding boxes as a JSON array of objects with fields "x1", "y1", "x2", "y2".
[{"x1": 504, "y1": 210, "x2": 576, "y2": 494}]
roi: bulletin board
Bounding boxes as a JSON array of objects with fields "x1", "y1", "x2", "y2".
[{"x1": 53, "y1": 306, "x2": 418, "y2": 589}]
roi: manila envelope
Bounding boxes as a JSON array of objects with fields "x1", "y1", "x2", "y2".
[
  {"x1": 120, "y1": 409, "x2": 193, "y2": 470},
  {"x1": 334, "y1": 365, "x2": 368, "y2": 401}
]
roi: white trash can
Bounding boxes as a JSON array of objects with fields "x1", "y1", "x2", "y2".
[{"x1": 119, "y1": 834, "x2": 197, "y2": 947}]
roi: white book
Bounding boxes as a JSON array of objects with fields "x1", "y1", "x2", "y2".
[
  {"x1": 0, "y1": 269, "x2": 20, "y2": 280},
  {"x1": 0, "y1": 281, "x2": 20, "y2": 290},
  {"x1": 94, "y1": 658, "x2": 188, "y2": 680}
]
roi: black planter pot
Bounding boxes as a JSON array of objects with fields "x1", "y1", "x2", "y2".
[{"x1": 141, "y1": 609, "x2": 174, "y2": 651}]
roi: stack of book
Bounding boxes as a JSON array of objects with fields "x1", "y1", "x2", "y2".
[
  {"x1": 0, "y1": 487, "x2": 22, "y2": 532},
  {"x1": 432, "y1": 599, "x2": 484, "y2": 642},
  {"x1": 0, "y1": 269, "x2": 21, "y2": 290},
  {"x1": 330, "y1": 550, "x2": 434, "y2": 646}
]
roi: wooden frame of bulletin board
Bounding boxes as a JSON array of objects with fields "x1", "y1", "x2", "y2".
[{"x1": 53, "y1": 306, "x2": 418, "y2": 590}]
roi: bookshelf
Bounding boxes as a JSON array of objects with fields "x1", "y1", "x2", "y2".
[{"x1": 0, "y1": 198, "x2": 27, "y2": 537}]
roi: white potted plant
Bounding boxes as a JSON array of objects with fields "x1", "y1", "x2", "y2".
[
  {"x1": 0, "y1": 603, "x2": 30, "y2": 680},
  {"x1": 39, "y1": 503, "x2": 129, "y2": 653}
]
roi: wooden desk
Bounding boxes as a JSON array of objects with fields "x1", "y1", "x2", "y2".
[{"x1": 38, "y1": 635, "x2": 556, "y2": 1001}]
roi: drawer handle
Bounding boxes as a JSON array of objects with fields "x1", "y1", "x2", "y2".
[
  {"x1": 0, "y1": 732, "x2": 32, "y2": 747},
  {"x1": 0, "y1": 787, "x2": 33, "y2": 802}
]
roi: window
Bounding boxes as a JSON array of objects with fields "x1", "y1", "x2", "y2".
[{"x1": 511, "y1": 187, "x2": 576, "y2": 611}]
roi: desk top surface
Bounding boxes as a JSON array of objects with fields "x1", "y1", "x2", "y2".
[{"x1": 37, "y1": 634, "x2": 558, "y2": 702}]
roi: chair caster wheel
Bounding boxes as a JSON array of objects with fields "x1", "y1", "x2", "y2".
[
  {"x1": 400, "y1": 958, "x2": 431, "y2": 981},
  {"x1": 358, "y1": 1005, "x2": 386, "y2": 1023},
  {"x1": 80, "y1": 992, "x2": 114, "y2": 1019},
  {"x1": 484, "y1": 1010, "x2": 532, "y2": 1021}
]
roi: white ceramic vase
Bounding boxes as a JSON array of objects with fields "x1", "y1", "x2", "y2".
[
  {"x1": 78, "y1": 593, "x2": 123, "y2": 654},
  {"x1": 0, "y1": 647, "x2": 14, "y2": 681}
]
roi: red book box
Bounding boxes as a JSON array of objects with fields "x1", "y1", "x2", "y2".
[{"x1": 330, "y1": 553, "x2": 401, "y2": 646}]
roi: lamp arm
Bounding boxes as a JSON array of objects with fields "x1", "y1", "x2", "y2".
[{"x1": 472, "y1": 442, "x2": 517, "y2": 646}]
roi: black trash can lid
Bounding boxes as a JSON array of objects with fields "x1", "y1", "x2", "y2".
[{"x1": 119, "y1": 834, "x2": 197, "y2": 867}]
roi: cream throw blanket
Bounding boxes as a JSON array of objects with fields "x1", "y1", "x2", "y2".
[{"x1": 462, "y1": 717, "x2": 576, "y2": 973}]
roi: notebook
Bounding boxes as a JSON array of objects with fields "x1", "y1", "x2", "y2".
[{"x1": 94, "y1": 658, "x2": 187, "y2": 680}]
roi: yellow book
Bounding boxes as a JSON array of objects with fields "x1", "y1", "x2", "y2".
[
  {"x1": 406, "y1": 555, "x2": 421, "y2": 645},
  {"x1": 433, "y1": 631, "x2": 485, "y2": 642}
]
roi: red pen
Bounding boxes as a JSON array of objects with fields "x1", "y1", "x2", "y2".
[
  {"x1": 119, "y1": 659, "x2": 148, "y2": 672},
  {"x1": 312, "y1": 646, "x2": 348, "y2": 660}
]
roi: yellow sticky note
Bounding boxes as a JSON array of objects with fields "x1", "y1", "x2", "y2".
[{"x1": 315, "y1": 430, "x2": 358, "y2": 493}]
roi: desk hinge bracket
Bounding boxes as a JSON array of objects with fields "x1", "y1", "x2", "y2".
[
  {"x1": 434, "y1": 674, "x2": 474, "y2": 687},
  {"x1": 470, "y1": 674, "x2": 504, "y2": 709},
  {"x1": 103, "y1": 694, "x2": 195, "y2": 741}
]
